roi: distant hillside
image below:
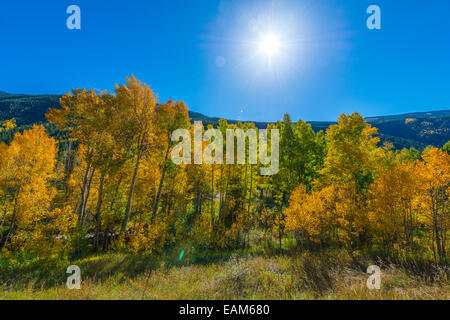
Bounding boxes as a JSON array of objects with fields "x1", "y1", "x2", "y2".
[
  {"x1": 366, "y1": 111, "x2": 450, "y2": 149},
  {"x1": 0, "y1": 93, "x2": 61, "y2": 125},
  {"x1": 0, "y1": 92, "x2": 448, "y2": 149},
  {"x1": 365, "y1": 110, "x2": 450, "y2": 122}
]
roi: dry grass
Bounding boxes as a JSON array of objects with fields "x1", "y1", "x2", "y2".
[{"x1": 1, "y1": 250, "x2": 448, "y2": 300}]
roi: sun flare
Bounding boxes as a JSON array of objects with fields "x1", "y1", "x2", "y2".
[{"x1": 258, "y1": 33, "x2": 280, "y2": 58}]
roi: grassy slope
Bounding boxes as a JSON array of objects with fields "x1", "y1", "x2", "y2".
[{"x1": 1, "y1": 248, "x2": 448, "y2": 300}]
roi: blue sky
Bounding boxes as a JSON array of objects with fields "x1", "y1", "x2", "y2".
[{"x1": 0, "y1": 0, "x2": 449, "y2": 121}]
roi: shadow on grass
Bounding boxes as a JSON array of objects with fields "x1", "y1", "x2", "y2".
[
  {"x1": 1, "y1": 244, "x2": 447, "y2": 293},
  {"x1": 0, "y1": 244, "x2": 261, "y2": 290}
]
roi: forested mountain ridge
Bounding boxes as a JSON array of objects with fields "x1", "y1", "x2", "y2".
[
  {"x1": 366, "y1": 112, "x2": 450, "y2": 148},
  {"x1": 0, "y1": 93, "x2": 61, "y2": 125},
  {"x1": 0, "y1": 91, "x2": 449, "y2": 149}
]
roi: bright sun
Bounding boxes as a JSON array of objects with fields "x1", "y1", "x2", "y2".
[{"x1": 259, "y1": 33, "x2": 280, "y2": 58}]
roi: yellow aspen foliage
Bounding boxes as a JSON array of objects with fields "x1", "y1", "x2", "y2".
[
  {"x1": 311, "y1": 113, "x2": 384, "y2": 246},
  {"x1": 0, "y1": 126, "x2": 74, "y2": 255},
  {"x1": 114, "y1": 75, "x2": 157, "y2": 232},
  {"x1": 128, "y1": 222, "x2": 162, "y2": 254},
  {"x1": 284, "y1": 185, "x2": 338, "y2": 244},
  {"x1": 0, "y1": 119, "x2": 16, "y2": 132},
  {"x1": 368, "y1": 161, "x2": 423, "y2": 251},
  {"x1": 417, "y1": 147, "x2": 449, "y2": 262},
  {"x1": 320, "y1": 112, "x2": 381, "y2": 191}
]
